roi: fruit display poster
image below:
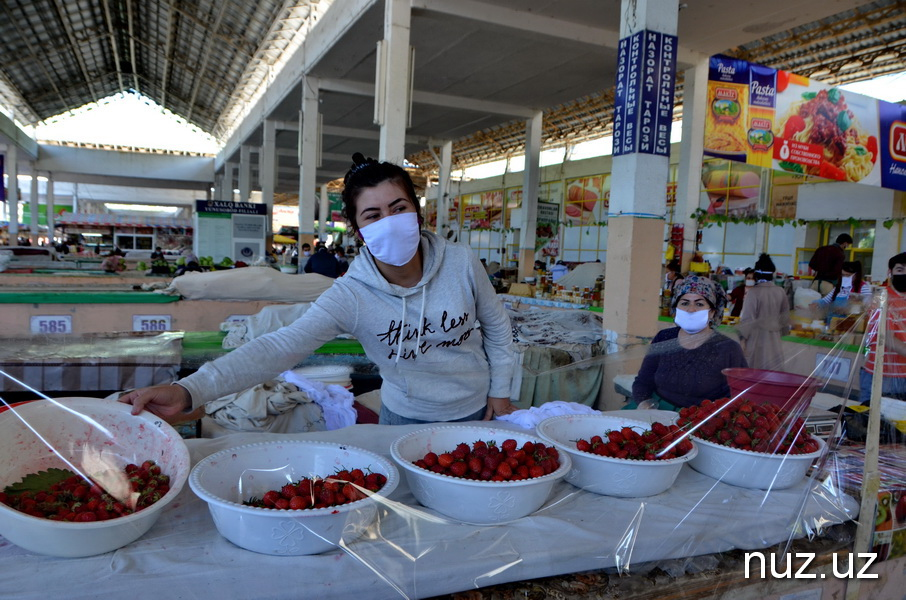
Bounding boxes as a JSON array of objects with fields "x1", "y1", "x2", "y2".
[
  {"x1": 704, "y1": 54, "x2": 906, "y2": 192},
  {"x1": 564, "y1": 175, "x2": 609, "y2": 225}
]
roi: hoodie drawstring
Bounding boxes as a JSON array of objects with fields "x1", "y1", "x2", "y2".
[{"x1": 395, "y1": 284, "x2": 428, "y2": 364}]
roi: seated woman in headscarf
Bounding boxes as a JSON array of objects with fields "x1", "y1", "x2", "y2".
[{"x1": 630, "y1": 275, "x2": 747, "y2": 410}]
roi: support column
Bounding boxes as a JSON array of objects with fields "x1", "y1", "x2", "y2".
[
  {"x1": 518, "y1": 111, "x2": 543, "y2": 280},
  {"x1": 600, "y1": 0, "x2": 679, "y2": 409},
  {"x1": 676, "y1": 57, "x2": 709, "y2": 270},
  {"x1": 376, "y1": 0, "x2": 411, "y2": 162},
  {"x1": 436, "y1": 140, "x2": 452, "y2": 237},
  {"x1": 29, "y1": 167, "x2": 39, "y2": 246},
  {"x1": 223, "y1": 162, "x2": 236, "y2": 202},
  {"x1": 261, "y1": 119, "x2": 277, "y2": 235},
  {"x1": 6, "y1": 146, "x2": 18, "y2": 241},
  {"x1": 239, "y1": 145, "x2": 252, "y2": 203},
  {"x1": 298, "y1": 75, "x2": 320, "y2": 252},
  {"x1": 45, "y1": 173, "x2": 55, "y2": 243},
  {"x1": 319, "y1": 185, "x2": 329, "y2": 242}
]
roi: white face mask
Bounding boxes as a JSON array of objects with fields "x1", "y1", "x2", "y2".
[
  {"x1": 841, "y1": 275, "x2": 853, "y2": 288},
  {"x1": 359, "y1": 212, "x2": 421, "y2": 267},
  {"x1": 303, "y1": 250, "x2": 311, "y2": 257},
  {"x1": 674, "y1": 308, "x2": 711, "y2": 334},
  {"x1": 745, "y1": 280, "x2": 755, "y2": 287}
]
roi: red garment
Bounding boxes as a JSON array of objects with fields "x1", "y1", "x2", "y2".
[
  {"x1": 864, "y1": 286, "x2": 906, "y2": 378},
  {"x1": 729, "y1": 283, "x2": 746, "y2": 317},
  {"x1": 808, "y1": 243, "x2": 845, "y2": 283}
]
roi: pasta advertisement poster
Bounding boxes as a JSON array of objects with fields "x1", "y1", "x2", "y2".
[{"x1": 704, "y1": 54, "x2": 906, "y2": 192}]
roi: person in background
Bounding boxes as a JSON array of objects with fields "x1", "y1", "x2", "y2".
[
  {"x1": 334, "y1": 246, "x2": 349, "y2": 276},
  {"x1": 631, "y1": 276, "x2": 747, "y2": 410},
  {"x1": 860, "y1": 252, "x2": 906, "y2": 404},
  {"x1": 550, "y1": 260, "x2": 569, "y2": 282},
  {"x1": 728, "y1": 268, "x2": 754, "y2": 318},
  {"x1": 150, "y1": 246, "x2": 164, "y2": 260},
  {"x1": 737, "y1": 253, "x2": 790, "y2": 370},
  {"x1": 809, "y1": 233, "x2": 853, "y2": 295},
  {"x1": 120, "y1": 152, "x2": 517, "y2": 425},
  {"x1": 665, "y1": 259, "x2": 684, "y2": 292},
  {"x1": 811, "y1": 260, "x2": 871, "y2": 323},
  {"x1": 304, "y1": 242, "x2": 340, "y2": 278}
]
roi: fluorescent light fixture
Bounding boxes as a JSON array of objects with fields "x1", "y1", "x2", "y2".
[
  {"x1": 104, "y1": 203, "x2": 180, "y2": 214},
  {"x1": 81, "y1": 232, "x2": 103, "y2": 237}
]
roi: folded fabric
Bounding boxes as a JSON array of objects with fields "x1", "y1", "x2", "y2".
[
  {"x1": 281, "y1": 369, "x2": 357, "y2": 431},
  {"x1": 205, "y1": 379, "x2": 326, "y2": 434},
  {"x1": 496, "y1": 400, "x2": 599, "y2": 429}
]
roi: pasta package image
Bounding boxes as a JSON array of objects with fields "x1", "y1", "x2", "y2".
[
  {"x1": 773, "y1": 80, "x2": 880, "y2": 185},
  {"x1": 703, "y1": 79, "x2": 749, "y2": 160}
]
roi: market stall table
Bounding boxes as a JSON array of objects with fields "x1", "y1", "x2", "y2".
[{"x1": 0, "y1": 422, "x2": 857, "y2": 600}]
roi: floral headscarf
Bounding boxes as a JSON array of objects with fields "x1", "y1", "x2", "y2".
[{"x1": 671, "y1": 275, "x2": 728, "y2": 328}]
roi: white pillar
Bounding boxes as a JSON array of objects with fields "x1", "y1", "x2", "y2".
[
  {"x1": 223, "y1": 162, "x2": 236, "y2": 202},
  {"x1": 676, "y1": 58, "x2": 709, "y2": 268},
  {"x1": 436, "y1": 140, "x2": 452, "y2": 237},
  {"x1": 6, "y1": 145, "x2": 18, "y2": 240},
  {"x1": 261, "y1": 119, "x2": 277, "y2": 235},
  {"x1": 298, "y1": 75, "x2": 320, "y2": 245},
  {"x1": 29, "y1": 167, "x2": 39, "y2": 245},
  {"x1": 45, "y1": 173, "x2": 55, "y2": 242},
  {"x1": 518, "y1": 111, "x2": 543, "y2": 280},
  {"x1": 239, "y1": 145, "x2": 252, "y2": 202},
  {"x1": 376, "y1": 0, "x2": 411, "y2": 163},
  {"x1": 599, "y1": 0, "x2": 680, "y2": 409},
  {"x1": 319, "y1": 185, "x2": 329, "y2": 242}
]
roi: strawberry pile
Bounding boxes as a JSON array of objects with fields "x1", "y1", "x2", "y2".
[
  {"x1": 575, "y1": 422, "x2": 694, "y2": 460},
  {"x1": 244, "y1": 468, "x2": 387, "y2": 510},
  {"x1": 412, "y1": 439, "x2": 560, "y2": 481},
  {"x1": 676, "y1": 398, "x2": 820, "y2": 455},
  {"x1": 0, "y1": 460, "x2": 171, "y2": 522}
]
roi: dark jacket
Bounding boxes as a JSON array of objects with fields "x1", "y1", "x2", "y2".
[
  {"x1": 809, "y1": 243, "x2": 845, "y2": 283},
  {"x1": 304, "y1": 248, "x2": 339, "y2": 278}
]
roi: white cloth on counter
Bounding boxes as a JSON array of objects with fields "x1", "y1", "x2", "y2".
[
  {"x1": 282, "y1": 368, "x2": 357, "y2": 431},
  {"x1": 496, "y1": 400, "x2": 599, "y2": 429},
  {"x1": 203, "y1": 370, "x2": 357, "y2": 435},
  {"x1": 221, "y1": 303, "x2": 313, "y2": 348},
  {"x1": 204, "y1": 379, "x2": 326, "y2": 435}
]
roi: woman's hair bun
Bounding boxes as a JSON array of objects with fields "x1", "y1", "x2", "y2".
[{"x1": 351, "y1": 152, "x2": 366, "y2": 165}]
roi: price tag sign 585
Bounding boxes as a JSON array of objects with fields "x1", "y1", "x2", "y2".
[
  {"x1": 30, "y1": 315, "x2": 73, "y2": 334},
  {"x1": 132, "y1": 315, "x2": 173, "y2": 332}
]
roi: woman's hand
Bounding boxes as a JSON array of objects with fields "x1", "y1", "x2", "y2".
[
  {"x1": 636, "y1": 399, "x2": 659, "y2": 410},
  {"x1": 483, "y1": 396, "x2": 517, "y2": 420},
  {"x1": 118, "y1": 384, "x2": 193, "y2": 424}
]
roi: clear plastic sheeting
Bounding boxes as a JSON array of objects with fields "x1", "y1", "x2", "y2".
[
  {"x1": 1, "y1": 291, "x2": 903, "y2": 600},
  {"x1": 0, "y1": 332, "x2": 183, "y2": 392}
]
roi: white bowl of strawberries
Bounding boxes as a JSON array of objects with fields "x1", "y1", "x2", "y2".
[
  {"x1": 390, "y1": 425, "x2": 571, "y2": 525},
  {"x1": 536, "y1": 414, "x2": 697, "y2": 497},
  {"x1": 189, "y1": 440, "x2": 399, "y2": 555},
  {"x1": 677, "y1": 398, "x2": 826, "y2": 490},
  {"x1": 0, "y1": 397, "x2": 190, "y2": 557}
]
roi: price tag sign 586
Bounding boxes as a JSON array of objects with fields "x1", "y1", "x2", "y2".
[
  {"x1": 132, "y1": 315, "x2": 173, "y2": 332},
  {"x1": 30, "y1": 315, "x2": 73, "y2": 334}
]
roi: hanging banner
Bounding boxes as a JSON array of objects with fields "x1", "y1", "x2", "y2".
[
  {"x1": 704, "y1": 54, "x2": 905, "y2": 192},
  {"x1": 0, "y1": 155, "x2": 4, "y2": 202},
  {"x1": 613, "y1": 30, "x2": 677, "y2": 157}
]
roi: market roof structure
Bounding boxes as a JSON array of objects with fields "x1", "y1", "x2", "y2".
[{"x1": 0, "y1": 0, "x2": 903, "y2": 192}]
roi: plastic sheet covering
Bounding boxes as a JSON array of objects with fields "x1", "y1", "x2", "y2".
[
  {"x1": 3, "y1": 290, "x2": 904, "y2": 600},
  {"x1": 0, "y1": 331, "x2": 182, "y2": 392}
]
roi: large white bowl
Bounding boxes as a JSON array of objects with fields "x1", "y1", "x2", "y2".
[
  {"x1": 688, "y1": 435, "x2": 826, "y2": 489},
  {"x1": 189, "y1": 440, "x2": 399, "y2": 555},
  {"x1": 390, "y1": 425, "x2": 571, "y2": 525},
  {"x1": 0, "y1": 397, "x2": 190, "y2": 557},
  {"x1": 536, "y1": 414, "x2": 697, "y2": 497}
]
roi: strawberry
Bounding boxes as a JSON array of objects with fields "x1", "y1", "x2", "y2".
[
  {"x1": 501, "y1": 439, "x2": 518, "y2": 452},
  {"x1": 449, "y1": 461, "x2": 468, "y2": 478}
]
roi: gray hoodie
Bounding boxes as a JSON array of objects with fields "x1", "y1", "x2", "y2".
[{"x1": 178, "y1": 231, "x2": 516, "y2": 422}]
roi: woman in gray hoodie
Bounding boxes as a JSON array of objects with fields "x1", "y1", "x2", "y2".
[{"x1": 121, "y1": 153, "x2": 518, "y2": 425}]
